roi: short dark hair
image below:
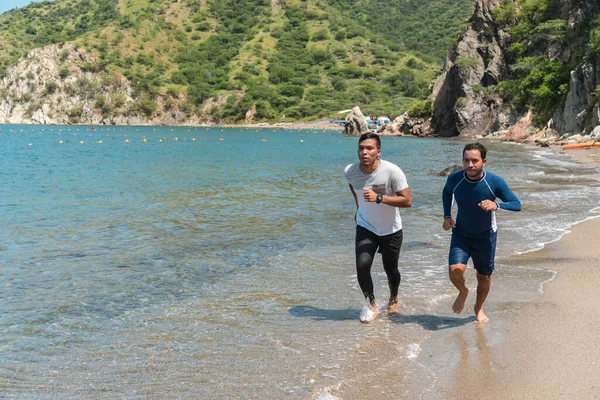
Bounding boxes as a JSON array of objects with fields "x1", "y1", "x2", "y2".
[
  {"x1": 463, "y1": 142, "x2": 487, "y2": 160},
  {"x1": 358, "y1": 132, "x2": 381, "y2": 149}
]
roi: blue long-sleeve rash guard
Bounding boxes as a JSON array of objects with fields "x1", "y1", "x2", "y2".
[{"x1": 442, "y1": 170, "x2": 521, "y2": 235}]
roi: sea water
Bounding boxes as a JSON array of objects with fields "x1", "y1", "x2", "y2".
[{"x1": 1, "y1": 125, "x2": 599, "y2": 399}]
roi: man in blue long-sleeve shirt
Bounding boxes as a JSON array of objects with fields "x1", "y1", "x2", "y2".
[{"x1": 442, "y1": 143, "x2": 521, "y2": 323}]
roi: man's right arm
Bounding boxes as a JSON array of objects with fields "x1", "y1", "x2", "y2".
[
  {"x1": 349, "y1": 184, "x2": 359, "y2": 209},
  {"x1": 349, "y1": 184, "x2": 359, "y2": 222},
  {"x1": 442, "y1": 178, "x2": 455, "y2": 231}
]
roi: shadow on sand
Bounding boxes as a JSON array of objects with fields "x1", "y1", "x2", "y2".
[
  {"x1": 387, "y1": 314, "x2": 475, "y2": 330},
  {"x1": 288, "y1": 305, "x2": 475, "y2": 330},
  {"x1": 288, "y1": 306, "x2": 358, "y2": 321}
]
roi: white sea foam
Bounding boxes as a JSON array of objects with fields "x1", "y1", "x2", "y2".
[
  {"x1": 316, "y1": 386, "x2": 343, "y2": 400},
  {"x1": 407, "y1": 343, "x2": 422, "y2": 359},
  {"x1": 538, "y1": 270, "x2": 558, "y2": 294},
  {"x1": 528, "y1": 170, "x2": 546, "y2": 176},
  {"x1": 428, "y1": 294, "x2": 453, "y2": 306},
  {"x1": 359, "y1": 304, "x2": 378, "y2": 323},
  {"x1": 538, "y1": 158, "x2": 582, "y2": 168},
  {"x1": 511, "y1": 214, "x2": 600, "y2": 256}
]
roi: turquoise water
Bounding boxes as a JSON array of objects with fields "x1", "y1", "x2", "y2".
[{"x1": 1, "y1": 125, "x2": 599, "y2": 398}]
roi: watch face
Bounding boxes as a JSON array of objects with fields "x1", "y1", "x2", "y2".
[{"x1": 377, "y1": 194, "x2": 383, "y2": 203}]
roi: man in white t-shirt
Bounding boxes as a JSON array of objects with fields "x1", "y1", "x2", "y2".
[{"x1": 345, "y1": 132, "x2": 412, "y2": 322}]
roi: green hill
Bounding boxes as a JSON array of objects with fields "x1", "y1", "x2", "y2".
[{"x1": 0, "y1": 0, "x2": 474, "y2": 123}]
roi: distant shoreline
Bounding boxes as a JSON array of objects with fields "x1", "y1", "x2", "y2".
[
  {"x1": 0, "y1": 119, "x2": 345, "y2": 132},
  {"x1": 2, "y1": 121, "x2": 599, "y2": 149}
]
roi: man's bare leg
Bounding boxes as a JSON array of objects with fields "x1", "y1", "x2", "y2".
[
  {"x1": 474, "y1": 272, "x2": 491, "y2": 323},
  {"x1": 449, "y1": 264, "x2": 469, "y2": 314},
  {"x1": 387, "y1": 296, "x2": 398, "y2": 313},
  {"x1": 369, "y1": 299, "x2": 378, "y2": 312}
]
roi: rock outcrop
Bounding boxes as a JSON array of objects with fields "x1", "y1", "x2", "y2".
[
  {"x1": 430, "y1": 0, "x2": 508, "y2": 138},
  {"x1": 427, "y1": 165, "x2": 463, "y2": 176},
  {"x1": 343, "y1": 106, "x2": 369, "y2": 135},
  {"x1": 381, "y1": 113, "x2": 432, "y2": 136},
  {"x1": 245, "y1": 103, "x2": 257, "y2": 123},
  {"x1": 551, "y1": 61, "x2": 599, "y2": 136}
]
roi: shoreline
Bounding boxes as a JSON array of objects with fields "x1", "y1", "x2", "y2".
[
  {"x1": 3, "y1": 120, "x2": 600, "y2": 149},
  {"x1": 420, "y1": 148, "x2": 600, "y2": 399},
  {"x1": 3, "y1": 121, "x2": 597, "y2": 151},
  {"x1": 0, "y1": 119, "x2": 345, "y2": 132}
]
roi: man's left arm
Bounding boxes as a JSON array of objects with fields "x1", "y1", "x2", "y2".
[
  {"x1": 363, "y1": 166, "x2": 412, "y2": 207},
  {"x1": 364, "y1": 187, "x2": 412, "y2": 208},
  {"x1": 494, "y1": 178, "x2": 521, "y2": 212},
  {"x1": 383, "y1": 188, "x2": 412, "y2": 208}
]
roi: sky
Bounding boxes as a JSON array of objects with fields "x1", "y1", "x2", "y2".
[{"x1": 0, "y1": 0, "x2": 49, "y2": 15}]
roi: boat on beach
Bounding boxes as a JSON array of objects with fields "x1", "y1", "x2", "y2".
[{"x1": 563, "y1": 142, "x2": 600, "y2": 150}]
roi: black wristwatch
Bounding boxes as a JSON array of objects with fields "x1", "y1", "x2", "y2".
[{"x1": 376, "y1": 194, "x2": 383, "y2": 204}]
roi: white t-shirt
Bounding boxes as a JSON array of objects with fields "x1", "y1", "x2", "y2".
[{"x1": 344, "y1": 159, "x2": 409, "y2": 236}]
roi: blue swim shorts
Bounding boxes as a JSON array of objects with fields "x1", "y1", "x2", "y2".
[{"x1": 448, "y1": 227, "x2": 497, "y2": 276}]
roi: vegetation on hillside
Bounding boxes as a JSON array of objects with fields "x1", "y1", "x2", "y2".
[
  {"x1": 493, "y1": 0, "x2": 598, "y2": 123},
  {"x1": 328, "y1": 0, "x2": 475, "y2": 62},
  {"x1": 0, "y1": 0, "x2": 474, "y2": 123}
]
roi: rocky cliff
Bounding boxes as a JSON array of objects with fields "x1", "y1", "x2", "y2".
[
  {"x1": 430, "y1": 0, "x2": 600, "y2": 142},
  {"x1": 0, "y1": 43, "x2": 205, "y2": 126},
  {"x1": 549, "y1": 1, "x2": 600, "y2": 138},
  {"x1": 431, "y1": 0, "x2": 510, "y2": 138},
  {"x1": 1, "y1": 44, "x2": 138, "y2": 125}
]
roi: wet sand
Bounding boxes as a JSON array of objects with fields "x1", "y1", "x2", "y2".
[{"x1": 422, "y1": 148, "x2": 600, "y2": 399}]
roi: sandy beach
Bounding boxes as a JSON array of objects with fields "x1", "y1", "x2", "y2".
[
  {"x1": 422, "y1": 147, "x2": 600, "y2": 399},
  {"x1": 219, "y1": 118, "x2": 344, "y2": 132}
]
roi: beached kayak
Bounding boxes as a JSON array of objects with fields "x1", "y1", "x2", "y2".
[{"x1": 563, "y1": 142, "x2": 600, "y2": 150}]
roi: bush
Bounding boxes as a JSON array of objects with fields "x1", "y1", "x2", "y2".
[
  {"x1": 59, "y1": 67, "x2": 70, "y2": 79},
  {"x1": 407, "y1": 100, "x2": 432, "y2": 117},
  {"x1": 95, "y1": 95, "x2": 112, "y2": 115},
  {"x1": 332, "y1": 77, "x2": 348, "y2": 91},
  {"x1": 25, "y1": 101, "x2": 42, "y2": 117},
  {"x1": 311, "y1": 28, "x2": 329, "y2": 41},
  {"x1": 277, "y1": 83, "x2": 304, "y2": 98},
  {"x1": 165, "y1": 84, "x2": 186, "y2": 97},
  {"x1": 454, "y1": 56, "x2": 479, "y2": 69},
  {"x1": 334, "y1": 30, "x2": 346, "y2": 41},
  {"x1": 311, "y1": 47, "x2": 331, "y2": 64},
  {"x1": 67, "y1": 106, "x2": 84, "y2": 122},
  {"x1": 196, "y1": 21, "x2": 211, "y2": 31},
  {"x1": 45, "y1": 82, "x2": 58, "y2": 95},
  {"x1": 491, "y1": 1, "x2": 517, "y2": 26},
  {"x1": 136, "y1": 53, "x2": 154, "y2": 67},
  {"x1": 306, "y1": 74, "x2": 321, "y2": 85},
  {"x1": 332, "y1": 46, "x2": 347, "y2": 58},
  {"x1": 341, "y1": 63, "x2": 362, "y2": 79},
  {"x1": 304, "y1": 86, "x2": 330, "y2": 102},
  {"x1": 134, "y1": 98, "x2": 156, "y2": 116},
  {"x1": 112, "y1": 94, "x2": 126, "y2": 109},
  {"x1": 269, "y1": 66, "x2": 294, "y2": 84}
]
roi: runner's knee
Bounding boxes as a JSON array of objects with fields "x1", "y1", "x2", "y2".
[
  {"x1": 448, "y1": 264, "x2": 466, "y2": 278},
  {"x1": 356, "y1": 252, "x2": 373, "y2": 272}
]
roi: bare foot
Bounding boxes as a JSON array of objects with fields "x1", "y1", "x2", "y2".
[
  {"x1": 452, "y1": 289, "x2": 469, "y2": 314},
  {"x1": 475, "y1": 307, "x2": 489, "y2": 323},
  {"x1": 387, "y1": 299, "x2": 399, "y2": 313}
]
